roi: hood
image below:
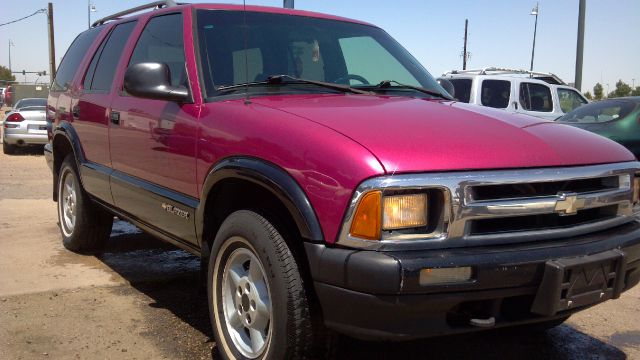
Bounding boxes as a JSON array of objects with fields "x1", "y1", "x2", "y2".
[{"x1": 252, "y1": 94, "x2": 635, "y2": 173}]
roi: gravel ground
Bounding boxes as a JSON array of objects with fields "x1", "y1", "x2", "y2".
[{"x1": 0, "y1": 108, "x2": 638, "y2": 359}]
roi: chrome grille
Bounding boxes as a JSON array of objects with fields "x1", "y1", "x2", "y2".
[{"x1": 338, "y1": 162, "x2": 640, "y2": 251}]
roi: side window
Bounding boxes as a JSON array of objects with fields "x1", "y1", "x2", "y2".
[
  {"x1": 449, "y1": 79, "x2": 472, "y2": 103},
  {"x1": 129, "y1": 13, "x2": 186, "y2": 87},
  {"x1": 519, "y1": 82, "x2": 552, "y2": 112},
  {"x1": 84, "y1": 21, "x2": 136, "y2": 92},
  {"x1": 558, "y1": 88, "x2": 588, "y2": 113},
  {"x1": 51, "y1": 27, "x2": 101, "y2": 92},
  {"x1": 481, "y1": 80, "x2": 510, "y2": 108}
]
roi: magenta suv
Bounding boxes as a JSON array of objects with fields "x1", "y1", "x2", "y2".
[{"x1": 45, "y1": 1, "x2": 640, "y2": 358}]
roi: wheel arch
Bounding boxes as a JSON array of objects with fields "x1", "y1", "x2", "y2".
[
  {"x1": 51, "y1": 122, "x2": 85, "y2": 201},
  {"x1": 197, "y1": 157, "x2": 324, "y2": 258}
]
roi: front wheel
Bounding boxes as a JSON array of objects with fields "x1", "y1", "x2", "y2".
[{"x1": 208, "y1": 210, "x2": 313, "y2": 359}]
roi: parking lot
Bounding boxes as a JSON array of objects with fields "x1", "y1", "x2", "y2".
[{"x1": 0, "y1": 121, "x2": 639, "y2": 359}]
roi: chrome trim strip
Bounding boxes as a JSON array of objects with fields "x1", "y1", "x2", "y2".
[{"x1": 337, "y1": 161, "x2": 640, "y2": 251}]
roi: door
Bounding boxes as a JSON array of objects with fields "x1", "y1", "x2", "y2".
[
  {"x1": 516, "y1": 81, "x2": 556, "y2": 120},
  {"x1": 74, "y1": 21, "x2": 137, "y2": 203},
  {"x1": 109, "y1": 12, "x2": 199, "y2": 245}
]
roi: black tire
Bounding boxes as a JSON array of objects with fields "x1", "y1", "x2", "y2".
[
  {"x1": 208, "y1": 210, "x2": 314, "y2": 360},
  {"x1": 3, "y1": 141, "x2": 16, "y2": 155},
  {"x1": 57, "y1": 155, "x2": 113, "y2": 252}
]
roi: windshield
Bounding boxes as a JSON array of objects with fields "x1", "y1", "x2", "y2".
[
  {"x1": 196, "y1": 10, "x2": 444, "y2": 97},
  {"x1": 15, "y1": 98, "x2": 46, "y2": 110},
  {"x1": 557, "y1": 100, "x2": 636, "y2": 123}
]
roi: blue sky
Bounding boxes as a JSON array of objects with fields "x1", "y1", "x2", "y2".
[{"x1": 1, "y1": 0, "x2": 638, "y2": 93}]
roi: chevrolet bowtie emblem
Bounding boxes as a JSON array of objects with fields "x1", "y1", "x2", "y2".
[{"x1": 554, "y1": 192, "x2": 585, "y2": 216}]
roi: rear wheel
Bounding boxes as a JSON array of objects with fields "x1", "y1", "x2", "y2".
[
  {"x1": 3, "y1": 141, "x2": 16, "y2": 155},
  {"x1": 208, "y1": 210, "x2": 314, "y2": 359},
  {"x1": 57, "y1": 155, "x2": 113, "y2": 252}
]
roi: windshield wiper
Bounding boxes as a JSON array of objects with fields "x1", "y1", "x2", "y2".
[
  {"x1": 369, "y1": 80, "x2": 453, "y2": 100},
  {"x1": 216, "y1": 74, "x2": 372, "y2": 95}
]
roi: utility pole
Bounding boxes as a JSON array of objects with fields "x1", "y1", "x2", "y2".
[
  {"x1": 574, "y1": 0, "x2": 586, "y2": 91},
  {"x1": 283, "y1": 0, "x2": 294, "y2": 9},
  {"x1": 530, "y1": 2, "x2": 539, "y2": 71},
  {"x1": 8, "y1": 40, "x2": 14, "y2": 72},
  {"x1": 48, "y1": 3, "x2": 56, "y2": 81},
  {"x1": 463, "y1": 19, "x2": 469, "y2": 70}
]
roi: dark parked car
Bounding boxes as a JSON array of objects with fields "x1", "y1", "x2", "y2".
[
  {"x1": 557, "y1": 97, "x2": 640, "y2": 158},
  {"x1": 45, "y1": 2, "x2": 640, "y2": 359}
]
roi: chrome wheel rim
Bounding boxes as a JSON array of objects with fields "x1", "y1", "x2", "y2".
[
  {"x1": 220, "y1": 241, "x2": 272, "y2": 358},
  {"x1": 59, "y1": 169, "x2": 77, "y2": 236}
]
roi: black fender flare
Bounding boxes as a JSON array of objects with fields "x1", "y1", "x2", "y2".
[
  {"x1": 51, "y1": 122, "x2": 86, "y2": 199},
  {"x1": 196, "y1": 157, "x2": 324, "y2": 247}
]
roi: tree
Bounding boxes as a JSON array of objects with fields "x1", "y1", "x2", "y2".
[
  {"x1": 632, "y1": 87, "x2": 640, "y2": 96},
  {"x1": 0, "y1": 65, "x2": 15, "y2": 82},
  {"x1": 583, "y1": 91, "x2": 593, "y2": 100},
  {"x1": 611, "y1": 79, "x2": 632, "y2": 98},
  {"x1": 593, "y1": 83, "x2": 604, "y2": 100}
]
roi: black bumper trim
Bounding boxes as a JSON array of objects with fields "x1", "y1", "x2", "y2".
[{"x1": 305, "y1": 221, "x2": 640, "y2": 340}]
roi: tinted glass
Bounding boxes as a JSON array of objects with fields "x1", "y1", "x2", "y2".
[
  {"x1": 89, "y1": 21, "x2": 136, "y2": 91},
  {"x1": 520, "y1": 82, "x2": 552, "y2": 112},
  {"x1": 558, "y1": 88, "x2": 587, "y2": 113},
  {"x1": 129, "y1": 13, "x2": 186, "y2": 87},
  {"x1": 52, "y1": 27, "x2": 102, "y2": 91},
  {"x1": 449, "y1": 79, "x2": 472, "y2": 103},
  {"x1": 481, "y1": 80, "x2": 510, "y2": 108},
  {"x1": 557, "y1": 100, "x2": 637, "y2": 123},
  {"x1": 16, "y1": 98, "x2": 46, "y2": 109},
  {"x1": 196, "y1": 10, "x2": 443, "y2": 97},
  {"x1": 83, "y1": 35, "x2": 108, "y2": 90}
]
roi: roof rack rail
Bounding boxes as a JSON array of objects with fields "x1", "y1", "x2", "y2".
[
  {"x1": 444, "y1": 67, "x2": 566, "y2": 85},
  {"x1": 91, "y1": 0, "x2": 178, "y2": 28}
]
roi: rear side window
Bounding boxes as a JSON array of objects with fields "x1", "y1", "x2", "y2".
[
  {"x1": 558, "y1": 88, "x2": 587, "y2": 113},
  {"x1": 481, "y1": 80, "x2": 510, "y2": 108},
  {"x1": 84, "y1": 21, "x2": 136, "y2": 91},
  {"x1": 520, "y1": 82, "x2": 552, "y2": 112},
  {"x1": 449, "y1": 78, "x2": 472, "y2": 103},
  {"x1": 51, "y1": 27, "x2": 101, "y2": 92},
  {"x1": 128, "y1": 13, "x2": 186, "y2": 87}
]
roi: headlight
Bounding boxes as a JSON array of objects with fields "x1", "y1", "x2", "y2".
[
  {"x1": 349, "y1": 191, "x2": 432, "y2": 241},
  {"x1": 382, "y1": 194, "x2": 428, "y2": 230}
]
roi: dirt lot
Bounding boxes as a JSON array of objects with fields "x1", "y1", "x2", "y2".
[{"x1": 0, "y1": 119, "x2": 639, "y2": 359}]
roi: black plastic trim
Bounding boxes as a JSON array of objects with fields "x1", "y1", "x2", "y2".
[
  {"x1": 305, "y1": 221, "x2": 640, "y2": 295},
  {"x1": 94, "y1": 197, "x2": 200, "y2": 256},
  {"x1": 196, "y1": 157, "x2": 324, "y2": 243},
  {"x1": 111, "y1": 170, "x2": 199, "y2": 245},
  {"x1": 80, "y1": 162, "x2": 114, "y2": 205}
]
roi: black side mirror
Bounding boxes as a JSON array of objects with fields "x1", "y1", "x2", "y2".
[
  {"x1": 124, "y1": 62, "x2": 190, "y2": 102},
  {"x1": 437, "y1": 78, "x2": 456, "y2": 99}
]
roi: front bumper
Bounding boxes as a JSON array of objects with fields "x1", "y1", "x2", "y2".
[{"x1": 305, "y1": 221, "x2": 640, "y2": 340}]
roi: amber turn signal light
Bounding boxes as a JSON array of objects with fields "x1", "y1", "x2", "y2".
[{"x1": 350, "y1": 190, "x2": 382, "y2": 240}]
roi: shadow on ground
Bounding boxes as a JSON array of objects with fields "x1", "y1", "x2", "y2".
[
  {"x1": 3, "y1": 145, "x2": 45, "y2": 156},
  {"x1": 93, "y1": 220, "x2": 630, "y2": 360}
]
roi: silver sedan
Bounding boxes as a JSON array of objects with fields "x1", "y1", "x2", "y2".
[{"x1": 2, "y1": 98, "x2": 48, "y2": 154}]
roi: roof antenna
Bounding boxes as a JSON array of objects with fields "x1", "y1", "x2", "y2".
[{"x1": 242, "y1": 0, "x2": 251, "y2": 105}]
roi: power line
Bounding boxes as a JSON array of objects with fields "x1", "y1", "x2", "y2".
[{"x1": 0, "y1": 9, "x2": 47, "y2": 27}]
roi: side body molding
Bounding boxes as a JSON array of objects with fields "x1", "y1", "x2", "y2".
[{"x1": 197, "y1": 157, "x2": 325, "y2": 245}]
